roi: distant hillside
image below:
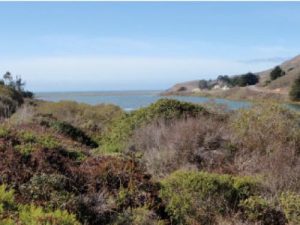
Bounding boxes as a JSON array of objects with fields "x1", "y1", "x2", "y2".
[
  {"x1": 257, "y1": 55, "x2": 300, "y2": 91},
  {"x1": 163, "y1": 55, "x2": 300, "y2": 102}
]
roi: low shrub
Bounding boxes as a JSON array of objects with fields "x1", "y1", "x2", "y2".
[
  {"x1": 112, "y1": 207, "x2": 164, "y2": 225},
  {"x1": 19, "y1": 173, "x2": 75, "y2": 210},
  {"x1": 38, "y1": 135, "x2": 60, "y2": 149},
  {"x1": 0, "y1": 126, "x2": 10, "y2": 139},
  {"x1": 289, "y1": 76, "x2": 300, "y2": 101},
  {"x1": 231, "y1": 103, "x2": 300, "y2": 193},
  {"x1": 0, "y1": 184, "x2": 80, "y2": 225},
  {"x1": 19, "y1": 204, "x2": 80, "y2": 225},
  {"x1": 100, "y1": 99, "x2": 208, "y2": 153},
  {"x1": 239, "y1": 196, "x2": 286, "y2": 225},
  {"x1": 53, "y1": 120, "x2": 97, "y2": 147},
  {"x1": 159, "y1": 170, "x2": 260, "y2": 224},
  {"x1": 36, "y1": 101, "x2": 123, "y2": 143},
  {"x1": 280, "y1": 192, "x2": 300, "y2": 224},
  {"x1": 130, "y1": 116, "x2": 232, "y2": 177}
]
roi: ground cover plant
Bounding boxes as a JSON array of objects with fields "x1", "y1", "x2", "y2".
[{"x1": 1, "y1": 95, "x2": 300, "y2": 224}]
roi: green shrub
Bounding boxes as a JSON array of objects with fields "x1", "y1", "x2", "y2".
[
  {"x1": 19, "y1": 204, "x2": 81, "y2": 225},
  {"x1": 270, "y1": 66, "x2": 285, "y2": 81},
  {"x1": 232, "y1": 103, "x2": 300, "y2": 153},
  {"x1": 17, "y1": 131, "x2": 37, "y2": 143},
  {"x1": 0, "y1": 126, "x2": 10, "y2": 138},
  {"x1": 0, "y1": 185, "x2": 16, "y2": 223},
  {"x1": 280, "y1": 192, "x2": 300, "y2": 224},
  {"x1": 20, "y1": 173, "x2": 74, "y2": 210},
  {"x1": 239, "y1": 196, "x2": 287, "y2": 224},
  {"x1": 239, "y1": 196, "x2": 270, "y2": 221},
  {"x1": 100, "y1": 99, "x2": 207, "y2": 153},
  {"x1": 38, "y1": 135, "x2": 59, "y2": 149},
  {"x1": 15, "y1": 143, "x2": 36, "y2": 156},
  {"x1": 0, "y1": 184, "x2": 15, "y2": 209},
  {"x1": 49, "y1": 120, "x2": 98, "y2": 148},
  {"x1": 289, "y1": 76, "x2": 300, "y2": 101},
  {"x1": 112, "y1": 207, "x2": 163, "y2": 225},
  {"x1": 36, "y1": 100, "x2": 123, "y2": 143},
  {"x1": 159, "y1": 170, "x2": 260, "y2": 224},
  {"x1": 0, "y1": 184, "x2": 80, "y2": 225}
]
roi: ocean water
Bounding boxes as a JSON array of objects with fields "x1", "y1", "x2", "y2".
[{"x1": 36, "y1": 90, "x2": 251, "y2": 111}]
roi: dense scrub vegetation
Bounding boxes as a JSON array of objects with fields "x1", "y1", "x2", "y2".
[
  {"x1": 289, "y1": 76, "x2": 300, "y2": 101},
  {"x1": 1, "y1": 93, "x2": 300, "y2": 224}
]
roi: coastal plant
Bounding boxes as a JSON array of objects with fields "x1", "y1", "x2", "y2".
[
  {"x1": 279, "y1": 192, "x2": 300, "y2": 224},
  {"x1": 239, "y1": 196, "x2": 286, "y2": 224},
  {"x1": 36, "y1": 100, "x2": 123, "y2": 143},
  {"x1": 130, "y1": 116, "x2": 231, "y2": 177},
  {"x1": 100, "y1": 99, "x2": 207, "y2": 153},
  {"x1": 159, "y1": 170, "x2": 260, "y2": 224},
  {"x1": 289, "y1": 76, "x2": 300, "y2": 101},
  {"x1": 0, "y1": 126, "x2": 10, "y2": 138},
  {"x1": 231, "y1": 103, "x2": 300, "y2": 192}
]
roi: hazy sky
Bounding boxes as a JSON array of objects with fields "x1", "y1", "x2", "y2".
[{"x1": 0, "y1": 2, "x2": 300, "y2": 92}]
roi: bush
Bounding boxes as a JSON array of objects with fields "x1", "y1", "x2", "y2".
[
  {"x1": 0, "y1": 184, "x2": 80, "y2": 225},
  {"x1": 0, "y1": 184, "x2": 15, "y2": 210},
  {"x1": 270, "y1": 66, "x2": 285, "y2": 81},
  {"x1": 112, "y1": 207, "x2": 163, "y2": 225},
  {"x1": 19, "y1": 204, "x2": 80, "y2": 225},
  {"x1": 231, "y1": 103, "x2": 300, "y2": 192},
  {"x1": 50, "y1": 120, "x2": 98, "y2": 148},
  {"x1": 36, "y1": 101, "x2": 123, "y2": 143},
  {"x1": 0, "y1": 126, "x2": 10, "y2": 139},
  {"x1": 239, "y1": 196, "x2": 286, "y2": 225},
  {"x1": 20, "y1": 173, "x2": 75, "y2": 210},
  {"x1": 289, "y1": 76, "x2": 300, "y2": 101},
  {"x1": 159, "y1": 170, "x2": 260, "y2": 224},
  {"x1": 130, "y1": 116, "x2": 232, "y2": 177},
  {"x1": 280, "y1": 192, "x2": 300, "y2": 224},
  {"x1": 100, "y1": 99, "x2": 207, "y2": 153},
  {"x1": 231, "y1": 103, "x2": 300, "y2": 154}
]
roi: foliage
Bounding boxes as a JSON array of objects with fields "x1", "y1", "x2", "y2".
[
  {"x1": 289, "y1": 76, "x2": 300, "y2": 101},
  {"x1": 159, "y1": 170, "x2": 260, "y2": 224},
  {"x1": 0, "y1": 126, "x2": 10, "y2": 139},
  {"x1": 280, "y1": 192, "x2": 300, "y2": 224},
  {"x1": 19, "y1": 204, "x2": 80, "y2": 225},
  {"x1": 20, "y1": 173, "x2": 75, "y2": 210},
  {"x1": 100, "y1": 99, "x2": 207, "y2": 153},
  {"x1": 112, "y1": 207, "x2": 163, "y2": 225},
  {"x1": 239, "y1": 196, "x2": 287, "y2": 224},
  {"x1": 0, "y1": 184, "x2": 80, "y2": 225},
  {"x1": 231, "y1": 103, "x2": 300, "y2": 154},
  {"x1": 39, "y1": 115, "x2": 98, "y2": 148},
  {"x1": 36, "y1": 100, "x2": 123, "y2": 143},
  {"x1": 270, "y1": 66, "x2": 285, "y2": 81}
]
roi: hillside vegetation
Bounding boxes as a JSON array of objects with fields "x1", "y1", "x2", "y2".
[
  {"x1": 163, "y1": 55, "x2": 300, "y2": 103},
  {"x1": 0, "y1": 90, "x2": 300, "y2": 225},
  {"x1": 0, "y1": 72, "x2": 33, "y2": 119}
]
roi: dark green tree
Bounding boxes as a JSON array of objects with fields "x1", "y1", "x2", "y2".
[
  {"x1": 198, "y1": 80, "x2": 208, "y2": 89},
  {"x1": 3, "y1": 71, "x2": 12, "y2": 85},
  {"x1": 289, "y1": 76, "x2": 300, "y2": 101},
  {"x1": 270, "y1": 66, "x2": 285, "y2": 81},
  {"x1": 238, "y1": 73, "x2": 259, "y2": 87}
]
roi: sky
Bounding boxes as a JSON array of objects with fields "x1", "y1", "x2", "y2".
[{"x1": 0, "y1": 2, "x2": 300, "y2": 92}]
